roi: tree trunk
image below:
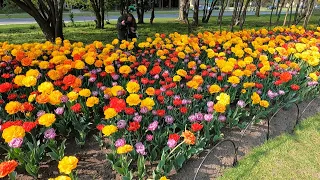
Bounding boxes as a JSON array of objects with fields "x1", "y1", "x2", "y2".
[
  {"x1": 293, "y1": 0, "x2": 302, "y2": 24},
  {"x1": 255, "y1": 0, "x2": 261, "y2": 16},
  {"x1": 54, "y1": 0, "x2": 64, "y2": 39},
  {"x1": 202, "y1": 0, "x2": 209, "y2": 22},
  {"x1": 120, "y1": 0, "x2": 124, "y2": 15},
  {"x1": 275, "y1": 0, "x2": 280, "y2": 16},
  {"x1": 288, "y1": 0, "x2": 293, "y2": 26},
  {"x1": 136, "y1": 0, "x2": 146, "y2": 23},
  {"x1": 192, "y1": 0, "x2": 200, "y2": 25},
  {"x1": 169, "y1": 0, "x2": 172, "y2": 8},
  {"x1": 276, "y1": 0, "x2": 286, "y2": 25},
  {"x1": 226, "y1": 0, "x2": 230, "y2": 8},
  {"x1": 90, "y1": 0, "x2": 105, "y2": 29},
  {"x1": 230, "y1": 0, "x2": 238, "y2": 31},
  {"x1": 100, "y1": 0, "x2": 105, "y2": 28},
  {"x1": 218, "y1": 0, "x2": 228, "y2": 32},
  {"x1": 183, "y1": 0, "x2": 192, "y2": 34},
  {"x1": 283, "y1": 6, "x2": 289, "y2": 26},
  {"x1": 283, "y1": 0, "x2": 294, "y2": 26},
  {"x1": 150, "y1": 0, "x2": 156, "y2": 24},
  {"x1": 178, "y1": 0, "x2": 185, "y2": 20},
  {"x1": 231, "y1": 0, "x2": 243, "y2": 28},
  {"x1": 269, "y1": 0, "x2": 276, "y2": 29},
  {"x1": 239, "y1": 0, "x2": 251, "y2": 29},
  {"x1": 183, "y1": 0, "x2": 190, "y2": 22},
  {"x1": 303, "y1": 0, "x2": 315, "y2": 28},
  {"x1": 12, "y1": 0, "x2": 65, "y2": 42},
  {"x1": 202, "y1": 0, "x2": 219, "y2": 23}
]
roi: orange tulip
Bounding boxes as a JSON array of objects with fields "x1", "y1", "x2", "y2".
[
  {"x1": 182, "y1": 130, "x2": 196, "y2": 145},
  {"x1": 0, "y1": 160, "x2": 18, "y2": 178},
  {"x1": 36, "y1": 94, "x2": 50, "y2": 104}
]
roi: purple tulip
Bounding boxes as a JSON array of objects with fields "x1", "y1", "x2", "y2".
[
  {"x1": 115, "y1": 138, "x2": 126, "y2": 148},
  {"x1": 133, "y1": 115, "x2": 142, "y2": 122},
  {"x1": 104, "y1": 94, "x2": 110, "y2": 99},
  {"x1": 54, "y1": 107, "x2": 64, "y2": 115},
  {"x1": 111, "y1": 74, "x2": 119, "y2": 80},
  {"x1": 148, "y1": 121, "x2": 158, "y2": 131},
  {"x1": 182, "y1": 99, "x2": 188, "y2": 105},
  {"x1": 37, "y1": 110, "x2": 46, "y2": 117},
  {"x1": 135, "y1": 142, "x2": 147, "y2": 155},
  {"x1": 218, "y1": 115, "x2": 226, "y2": 123},
  {"x1": 278, "y1": 90, "x2": 285, "y2": 95},
  {"x1": 89, "y1": 77, "x2": 96, "y2": 82},
  {"x1": 60, "y1": 95, "x2": 69, "y2": 103},
  {"x1": 207, "y1": 107, "x2": 214, "y2": 113},
  {"x1": 8, "y1": 138, "x2": 23, "y2": 148},
  {"x1": 92, "y1": 91, "x2": 98, "y2": 96},
  {"x1": 308, "y1": 81, "x2": 318, "y2": 86},
  {"x1": 140, "y1": 107, "x2": 149, "y2": 114},
  {"x1": 117, "y1": 120, "x2": 127, "y2": 129},
  {"x1": 207, "y1": 101, "x2": 214, "y2": 107},
  {"x1": 153, "y1": 74, "x2": 159, "y2": 79},
  {"x1": 146, "y1": 134, "x2": 153, "y2": 141},
  {"x1": 44, "y1": 128, "x2": 56, "y2": 139},
  {"x1": 204, "y1": 114, "x2": 213, "y2": 122},
  {"x1": 167, "y1": 139, "x2": 177, "y2": 148},
  {"x1": 188, "y1": 114, "x2": 197, "y2": 122},
  {"x1": 195, "y1": 112, "x2": 204, "y2": 121},
  {"x1": 237, "y1": 100, "x2": 245, "y2": 108},
  {"x1": 165, "y1": 115, "x2": 174, "y2": 124}
]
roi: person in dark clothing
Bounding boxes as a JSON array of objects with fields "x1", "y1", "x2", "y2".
[{"x1": 117, "y1": 13, "x2": 137, "y2": 41}]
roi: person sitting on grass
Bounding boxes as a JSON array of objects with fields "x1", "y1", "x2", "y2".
[{"x1": 117, "y1": 13, "x2": 137, "y2": 41}]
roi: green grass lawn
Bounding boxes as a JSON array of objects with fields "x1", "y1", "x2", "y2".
[
  {"x1": 0, "y1": 8, "x2": 274, "y2": 19},
  {"x1": 0, "y1": 10, "x2": 319, "y2": 44},
  {"x1": 219, "y1": 113, "x2": 320, "y2": 180}
]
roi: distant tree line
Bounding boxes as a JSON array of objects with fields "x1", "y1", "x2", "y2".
[{"x1": 4, "y1": 0, "x2": 319, "y2": 42}]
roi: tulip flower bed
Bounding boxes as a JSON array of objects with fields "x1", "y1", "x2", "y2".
[{"x1": 0, "y1": 26, "x2": 320, "y2": 179}]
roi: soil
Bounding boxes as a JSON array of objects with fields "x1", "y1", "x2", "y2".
[
  {"x1": 13, "y1": 98, "x2": 320, "y2": 180},
  {"x1": 172, "y1": 97, "x2": 320, "y2": 180}
]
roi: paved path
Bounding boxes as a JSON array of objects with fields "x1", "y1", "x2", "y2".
[{"x1": 0, "y1": 11, "x2": 275, "y2": 25}]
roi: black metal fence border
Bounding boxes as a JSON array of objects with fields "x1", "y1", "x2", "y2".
[{"x1": 193, "y1": 97, "x2": 318, "y2": 179}]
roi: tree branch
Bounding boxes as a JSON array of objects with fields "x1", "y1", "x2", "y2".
[
  {"x1": 22, "y1": 0, "x2": 41, "y2": 17},
  {"x1": 38, "y1": 0, "x2": 51, "y2": 20},
  {"x1": 12, "y1": 0, "x2": 35, "y2": 16}
]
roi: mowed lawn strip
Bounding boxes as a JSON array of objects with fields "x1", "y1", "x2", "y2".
[{"x1": 219, "y1": 113, "x2": 320, "y2": 180}]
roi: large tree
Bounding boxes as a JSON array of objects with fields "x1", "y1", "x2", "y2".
[
  {"x1": 135, "y1": 0, "x2": 147, "y2": 23},
  {"x1": 255, "y1": 0, "x2": 261, "y2": 16},
  {"x1": 177, "y1": 0, "x2": 188, "y2": 20},
  {"x1": 90, "y1": 0, "x2": 105, "y2": 28},
  {"x1": 192, "y1": 0, "x2": 200, "y2": 25},
  {"x1": 150, "y1": 0, "x2": 155, "y2": 24},
  {"x1": 202, "y1": 0, "x2": 219, "y2": 23},
  {"x1": 11, "y1": 0, "x2": 65, "y2": 42}
]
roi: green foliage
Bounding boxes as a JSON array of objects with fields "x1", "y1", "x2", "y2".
[
  {"x1": 0, "y1": 0, "x2": 23, "y2": 14},
  {"x1": 105, "y1": 0, "x2": 120, "y2": 11}
]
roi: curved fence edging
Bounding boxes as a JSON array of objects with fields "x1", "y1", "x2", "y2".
[{"x1": 193, "y1": 97, "x2": 319, "y2": 179}]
